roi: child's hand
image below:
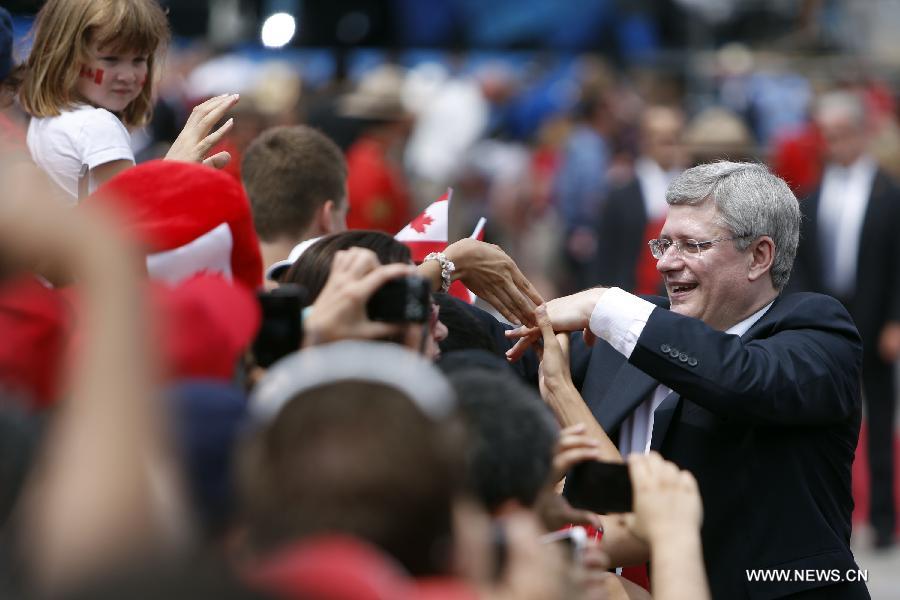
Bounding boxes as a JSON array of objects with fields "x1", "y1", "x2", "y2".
[{"x1": 166, "y1": 93, "x2": 239, "y2": 168}]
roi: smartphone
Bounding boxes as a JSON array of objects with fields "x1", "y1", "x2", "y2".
[
  {"x1": 566, "y1": 460, "x2": 633, "y2": 514},
  {"x1": 540, "y1": 525, "x2": 588, "y2": 564},
  {"x1": 366, "y1": 275, "x2": 431, "y2": 323},
  {"x1": 252, "y1": 284, "x2": 307, "y2": 368}
]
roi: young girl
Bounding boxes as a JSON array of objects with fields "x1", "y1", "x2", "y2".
[{"x1": 18, "y1": 0, "x2": 238, "y2": 203}]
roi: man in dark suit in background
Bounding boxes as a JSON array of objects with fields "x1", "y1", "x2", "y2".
[
  {"x1": 789, "y1": 90, "x2": 900, "y2": 550},
  {"x1": 509, "y1": 162, "x2": 868, "y2": 598},
  {"x1": 593, "y1": 106, "x2": 684, "y2": 295}
]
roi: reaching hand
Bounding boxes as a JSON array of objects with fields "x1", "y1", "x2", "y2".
[
  {"x1": 444, "y1": 238, "x2": 544, "y2": 326},
  {"x1": 625, "y1": 452, "x2": 703, "y2": 545},
  {"x1": 536, "y1": 305, "x2": 577, "y2": 399},
  {"x1": 304, "y1": 248, "x2": 417, "y2": 345},
  {"x1": 165, "y1": 94, "x2": 239, "y2": 168},
  {"x1": 551, "y1": 424, "x2": 606, "y2": 484},
  {"x1": 505, "y1": 289, "x2": 604, "y2": 362}
]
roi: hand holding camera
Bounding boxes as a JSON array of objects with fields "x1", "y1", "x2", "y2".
[
  {"x1": 625, "y1": 451, "x2": 703, "y2": 545},
  {"x1": 303, "y1": 248, "x2": 423, "y2": 347}
]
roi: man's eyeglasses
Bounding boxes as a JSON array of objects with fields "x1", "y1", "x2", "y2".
[{"x1": 648, "y1": 235, "x2": 750, "y2": 259}]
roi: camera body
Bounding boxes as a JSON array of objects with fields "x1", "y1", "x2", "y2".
[
  {"x1": 252, "y1": 284, "x2": 307, "y2": 368},
  {"x1": 566, "y1": 460, "x2": 633, "y2": 514},
  {"x1": 366, "y1": 275, "x2": 431, "y2": 323}
]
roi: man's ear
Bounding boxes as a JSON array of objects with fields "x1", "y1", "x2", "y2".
[
  {"x1": 319, "y1": 200, "x2": 338, "y2": 234},
  {"x1": 747, "y1": 235, "x2": 775, "y2": 283}
]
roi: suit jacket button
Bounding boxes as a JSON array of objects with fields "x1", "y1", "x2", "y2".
[
  {"x1": 688, "y1": 358, "x2": 698, "y2": 367},
  {"x1": 678, "y1": 353, "x2": 689, "y2": 362},
  {"x1": 660, "y1": 344, "x2": 671, "y2": 353}
]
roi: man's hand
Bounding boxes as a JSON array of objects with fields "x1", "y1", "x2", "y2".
[
  {"x1": 165, "y1": 94, "x2": 239, "y2": 168},
  {"x1": 878, "y1": 321, "x2": 900, "y2": 363},
  {"x1": 625, "y1": 452, "x2": 703, "y2": 545},
  {"x1": 443, "y1": 238, "x2": 544, "y2": 326},
  {"x1": 304, "y1": 248, "x2": 416, "y2": 345},
  {"x1": 505, "y1": 288, "x2": 604, "y2": 362}
]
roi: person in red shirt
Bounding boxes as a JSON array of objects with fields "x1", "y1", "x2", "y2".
[{"x1": 340, "y1": 65, "x2": 413, "y2": 234}]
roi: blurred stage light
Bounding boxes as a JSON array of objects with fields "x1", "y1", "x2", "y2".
[{"x1": 261, "y1": 12, "x2": 297, "y2": 48}]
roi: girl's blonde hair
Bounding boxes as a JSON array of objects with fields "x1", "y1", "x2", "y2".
[{"x1": 18, "y1": 0, "x2": 170, "y2": 128}]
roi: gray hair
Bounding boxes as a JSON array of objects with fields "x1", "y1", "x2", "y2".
[{"x1": 666, "y1": 161, "x2": 800, "y2": 289}]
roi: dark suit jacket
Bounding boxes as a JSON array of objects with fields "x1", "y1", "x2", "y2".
[
  {"x1": 789, "y1": 169, "x2": 900, "y2": 352},
  {"x1": 593, "y1": 179, "x2": 648, "y2": 291},
  {"x1": 570, "y1": 292, "x2": 866, "y2": 600}
]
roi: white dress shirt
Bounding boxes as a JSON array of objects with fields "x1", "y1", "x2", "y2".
[
  {"x1": 588, "y1": 287, "x2": 774, "y2": 456},
  {"x1": 817, "y1": 155, "x2": 877, "y2": 297}
]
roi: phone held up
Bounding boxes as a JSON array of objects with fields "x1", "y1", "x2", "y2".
[{"x1": 566, "y1": 460, "x2": 633, "y2": 514}]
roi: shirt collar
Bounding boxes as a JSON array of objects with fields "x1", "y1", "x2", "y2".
[{"x1": 725, "y1": 299, "x2": 775, "y2": 337}]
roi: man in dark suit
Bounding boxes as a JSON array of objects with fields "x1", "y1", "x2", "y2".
[
  {"x1": 788, "y1": 91, "x2": 900, "y2": 550},
  {"x1": 509, "y1": 162, "x2": 868, "y2": 598},
  {"x1": 593, "y1": 106, "x2": 684, "y2": 295}
]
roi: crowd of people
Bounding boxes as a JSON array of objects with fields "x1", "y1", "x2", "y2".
[{"x1": 1, "y1": 0, "x2": 898, "y2": 598}]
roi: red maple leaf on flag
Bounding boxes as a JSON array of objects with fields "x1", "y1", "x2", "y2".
[{"x1": 410, "y1": 212, "x2": 433, "y2": 234}]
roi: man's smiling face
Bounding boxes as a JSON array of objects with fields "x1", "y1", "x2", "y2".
[{"x1": 656, "y1": 201, "x2": 753, "y2": 331}]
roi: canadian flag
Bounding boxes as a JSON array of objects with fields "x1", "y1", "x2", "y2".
[{"x1": 395, "y1": 188, "x2": 485, "y2": 303}]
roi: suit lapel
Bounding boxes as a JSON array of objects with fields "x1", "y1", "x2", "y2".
[
  {"x1": 591, "y1": 362, "x2": 657, "y2": 433},
  {"x1": 650, "y1": 390, "x2": 681, "y2": 452}
]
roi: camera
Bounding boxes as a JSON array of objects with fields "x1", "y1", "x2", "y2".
[
  {"x1": 566, "y1": 460, "x2": 633, "y2": 514},
  {"x1": 366, "y1": 275, "x2": 431, "y2": 323},
  {"x1": 252, "y1": 284, "x2": 308, "y2": 368}
]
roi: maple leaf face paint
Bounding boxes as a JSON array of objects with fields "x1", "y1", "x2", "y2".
[{"x1": 76, "y1": 40, "x2": 148, "y2": 113}]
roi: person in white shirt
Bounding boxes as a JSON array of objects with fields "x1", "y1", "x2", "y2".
[
  {"x1": 790, "y1": 90, "x2": 900, "y2": 550},
  {"x1": 17, "y1": 0, "x2": 238, "y2": 203}
]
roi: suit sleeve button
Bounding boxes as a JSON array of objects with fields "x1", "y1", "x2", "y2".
[
  {"x1": 661, "y1": 344, "x2": 671, "y2": 353},
  {"x1": 669, "y1": 349, "x2": 680, "y2": 358},
  {"x1": 678, "y1": 353, "x2": 689, "y2": 362},
  {"x1": 688, "y1": 358, "x2": 698, "y2": 367}
]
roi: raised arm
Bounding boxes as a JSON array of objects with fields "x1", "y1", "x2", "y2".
[
  {"x1": 417, "y1": 238, "x2": 544, "y2": 326},
  {"x1": 4, "y1": 163, "x2": 186, "y2": 594}
]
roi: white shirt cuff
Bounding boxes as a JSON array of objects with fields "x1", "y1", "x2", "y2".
[{"x1": 588, "y1": 287, "x2": 656, "y2": 359}]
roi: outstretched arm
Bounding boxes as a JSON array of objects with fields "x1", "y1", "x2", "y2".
[
  {"x1": 417, "y1": 238, "x2": 545, "y2": 327},
  {"x1": 626, "y1": 452, "x2": 710, "y2": 600}
]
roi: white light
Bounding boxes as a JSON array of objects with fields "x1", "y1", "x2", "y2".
[{"x1": 261, "y1": 13, "x2": 296, "y2": 48}]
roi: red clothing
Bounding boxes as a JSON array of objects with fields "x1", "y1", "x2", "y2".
[
  {"x1": 346, "y1": 136, "x2": 412, "y2": 234},
  {"x1": 0, "y1": 276, "x2": 72, "y2": 409},
  {"x1": 244, "y1": 535, "x2": 478, "y2": 600},
  {"x1": 770, "y1": 124, "x2": 823, "y2": 198}
]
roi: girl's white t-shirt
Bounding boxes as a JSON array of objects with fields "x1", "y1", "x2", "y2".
[{"x1": 26, "y1": 105, "x2": 135, "y2": 204}]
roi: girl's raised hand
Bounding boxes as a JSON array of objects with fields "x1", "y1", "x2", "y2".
[{"x1": 165, "y1": 93, "x2": 239, "y2": 168}]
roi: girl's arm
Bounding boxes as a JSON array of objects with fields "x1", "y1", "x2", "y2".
[{"x1": 88, "y1": 159, "x2": 133, "y2": 192}]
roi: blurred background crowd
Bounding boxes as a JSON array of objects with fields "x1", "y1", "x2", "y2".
[{"x1": 5, "y1": 0, "x2": 900, "y2": 297}]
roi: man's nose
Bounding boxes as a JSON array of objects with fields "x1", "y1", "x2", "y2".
[{"x1": 656, "y1": 245, "x2": 683, "y2": 273}]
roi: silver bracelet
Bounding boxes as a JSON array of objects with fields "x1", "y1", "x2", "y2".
[{"x1": 424, "y1": 252, "x2": 455, "y2": 293}]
